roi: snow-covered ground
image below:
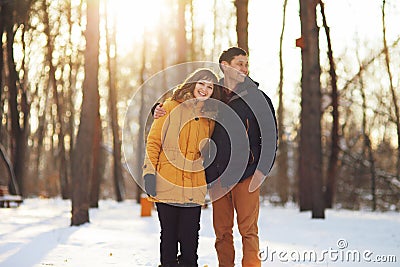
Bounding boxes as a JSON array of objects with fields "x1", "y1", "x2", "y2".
[{"x1": 0, "y1": 198, "x2": 399, "y2": 267}]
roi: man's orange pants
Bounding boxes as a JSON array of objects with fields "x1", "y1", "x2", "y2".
[{"x1": 212, "y1": 177, "x2": 261, "y2": 267}]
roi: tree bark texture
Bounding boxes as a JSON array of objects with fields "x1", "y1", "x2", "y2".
[
  {"x1": 277, "y1": 0, "x2": 289, "y2": 204},
  {"x1": 176, "y1": 0, "x2": 188, "y2": 63},
  {"x1": 382, "y1": 0, "x2": 400, "y2": 179},
  {"x1": 71, "y1": 0, "x2": 100, "y2": 226},
  {"x1": 298, "y1": 0, "x2": 325, "y2": 218},
  {"x1": 320, "y1": 0, "x2": 339, "y2": 209},
  {"x1": 235, "y1": 0, "x2": 249, "y2": 53},
  {"x1": 105, "y1": 7, "x2": 124, "y2": 202}
]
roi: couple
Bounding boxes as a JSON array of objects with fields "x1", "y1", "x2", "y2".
[{"x1": 142, "y1": 47, "x2": 277, "y2": 267}]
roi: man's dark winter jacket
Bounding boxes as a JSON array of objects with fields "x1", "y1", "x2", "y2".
[{"x1": 204, "y1": 77, "x2": 277, "y2": 187}]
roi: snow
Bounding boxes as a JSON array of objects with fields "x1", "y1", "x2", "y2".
[{"x1": 0, "y1": 198, "x2": 399, "y2": 267}]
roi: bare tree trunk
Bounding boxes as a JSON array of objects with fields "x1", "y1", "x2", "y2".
[
  {"x1": 19, "y1": 13, "x2": 33, "y2": 196},
  {"x1": 234, "y1": 0, "x2": 249, "y2": 53},
  {"x1": 359, "y1": 74, "x2": 377, "y2": 211},
  {"x1": 320, "y1": 0, "x2": 339, "y2": 209},
  {"x1": 43, "y1": 0, "x2": 61, "y2": 197},
  {"x1": 62, "y1": 0, "x2": 84, "y2": 199},
  {"x1": 0, "y1": 2, "x2": 4, "y2": 123},
  {"x1": 31, "y1": 3, "x2": 49, "y2": 196},
  {"x1": 71, "y1": 0, "x2": 100, "y2": 226},
  {"x1": 0, "y1": 146, "x2": 9, "y2": 186},
  {"x1": 34, "y1": 78, "x2": 50, "y2": 194},
  {"x1": 212, "y1": 0, "x2": 217, "y2": 59},
  {"x1": 17, "y1": 74, "x2": 29, "y2": 196},
  {"x1": 189, "y1": 0, "x2": 196, "y2": 61},
  {"x1": 382, "y1": 0, "x2": 400, "y2": 179},
  {"x1": 136, "y1": 89, "x2": 145, "y2": 204},
  {"x1": 105, "y1": 3, "x2": 124, "y2": 202},
  {"x1": 57, "y1": 94, "x2": 70, "y2": 199},
  {"x1": 89, "y1": 112, "x2": 101, "y2": 208},
  {"x1": 176, "y1": 0, "x2": 187, "y2": 63},
  {"x1": 277, "y1": 0, "x2": 289, "y2": 205},
  {"x1": 158, "y1": 8, "x2": 168, "y2": 91},
  {"x1": 0, "y1": 144, "x2": 18, "y2": 194},
  {"x1": 32, "y1": 1, "x2": 54, "y2": 194},
  {"x1": 16, "y1": 17, "x2": 30, "y2": 197},
  {"x1": 298, "y1": 0, "x2": 324, "y2": 218},
  {"x1": 135, "y1": 40, "x2": 147, "y2": 204},
  {"x1": 57, "y1": 0, "x2": 75, "y2": 200},
  {"x1": 297, "y1": 1, "x2": 311, "y2": 212},
  {"x1": 4, "y1": 2, "x2": 25, "y2": 196}
]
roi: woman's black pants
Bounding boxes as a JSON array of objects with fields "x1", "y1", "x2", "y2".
[{"x1": 156, "y1": 202, "x2": 201, "y2": 266}]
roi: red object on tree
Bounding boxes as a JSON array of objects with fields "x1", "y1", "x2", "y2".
[{"x1": 296, "y1": 36, "x2": 305, "y2": 49}]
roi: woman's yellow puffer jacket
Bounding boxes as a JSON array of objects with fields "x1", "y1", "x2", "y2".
[{"x1": 143, "y1": 99, "x2": 215, "y2": 205}]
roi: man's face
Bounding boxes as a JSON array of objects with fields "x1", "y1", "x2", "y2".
[{"x1": 222, "y1": 54, "x2": 249, "y2": 84}]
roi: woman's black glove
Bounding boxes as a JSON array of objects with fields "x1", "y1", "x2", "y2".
[{"x1": 144, "y1": 174, "x2": 156, "y2": 197}]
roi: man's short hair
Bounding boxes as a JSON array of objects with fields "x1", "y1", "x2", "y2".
[{"x1": 218, "y1": 47, "x2": 247, "y2": 72}]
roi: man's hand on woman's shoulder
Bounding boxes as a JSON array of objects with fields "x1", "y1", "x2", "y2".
[{"x1": 153, "y1": 103, "x2": 167, "y2": 119}]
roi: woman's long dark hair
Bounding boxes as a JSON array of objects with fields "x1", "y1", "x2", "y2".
[{"x1": 171, "y1": 68, "x2": 222, "y2": 111}]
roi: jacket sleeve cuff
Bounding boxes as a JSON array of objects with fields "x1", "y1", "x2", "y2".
[{"x1": 142, "y1": 161, "x2": 156, "y2": 176}]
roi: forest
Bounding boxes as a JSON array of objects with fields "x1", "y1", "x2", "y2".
[{"x1": 0, "y1": 0, "x2": 399, "y2": 225}]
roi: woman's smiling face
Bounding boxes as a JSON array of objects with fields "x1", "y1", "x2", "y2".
[{"x1": 193, "y1": 80, "x2": 214, "y2": 101}]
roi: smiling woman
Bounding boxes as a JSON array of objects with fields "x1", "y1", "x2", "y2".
[{"x1": 106, "y1": 0, "x2": 165, "y2": 52}]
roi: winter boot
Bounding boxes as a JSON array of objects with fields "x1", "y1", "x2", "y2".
[
  {"x1": 177, "y1": 261, "x2": 197, "y2": 267},
  {"x1": 158, "y1": 260, "x2": 179, "y2": 267}
]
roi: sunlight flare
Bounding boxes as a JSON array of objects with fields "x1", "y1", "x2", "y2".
[{"x1": 107, "y1": 0, "x2": 166, "y2": 51}]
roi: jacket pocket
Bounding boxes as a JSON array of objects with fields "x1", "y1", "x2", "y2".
[{"x1": 156, "y1": 171, "x2": 177, "y2": 193}]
